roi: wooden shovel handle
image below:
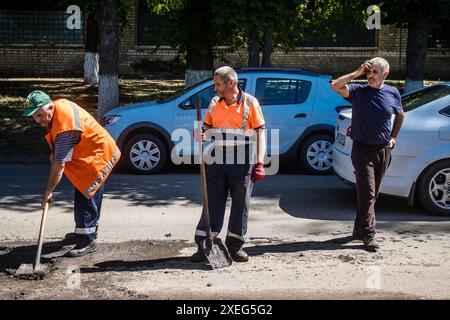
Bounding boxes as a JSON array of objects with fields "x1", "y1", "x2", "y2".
[
  {"x1": 35, "y1": 202, "x2": 49, "y2": 268},
  {"x1": 196, "y1": 100, "x2": 212, "y2": 241}
]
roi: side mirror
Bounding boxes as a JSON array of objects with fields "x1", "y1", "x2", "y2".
[{"x1": 180, "y1": 99, "x2": 194, "y2": 109}]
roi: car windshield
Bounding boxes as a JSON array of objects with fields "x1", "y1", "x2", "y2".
[
  {"x1": 157, "y1": 78, "x2": 212, "y2": 103},
  {"x1": 402, "y1": 85, "x2": 450, "y2": 112}
]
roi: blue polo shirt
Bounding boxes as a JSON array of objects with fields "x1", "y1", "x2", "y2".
[{"x1": 346, "y1": 83, "x2": 403, "y2": 145}]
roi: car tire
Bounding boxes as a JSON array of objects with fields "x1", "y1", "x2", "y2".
[
  {"x1": 300, "y1": 134, "x2": 334, "y2": 175},
  {"x1": 418, "y1": 160, "x2": 450, "y2": 216},
  {"x1": 123, "y1": 133, "x2": 168, "y2": 174}
]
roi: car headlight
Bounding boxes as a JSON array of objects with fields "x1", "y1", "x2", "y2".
[{"x1": 101, "y1": 115, "x2": 121, "y2": 127}]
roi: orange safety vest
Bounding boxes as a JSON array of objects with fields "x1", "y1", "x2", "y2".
[{"x1": 45, "y1": 99, "x2": 121, "y2": 199}]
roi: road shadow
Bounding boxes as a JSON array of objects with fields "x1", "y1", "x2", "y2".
[
  {"x1": 79, "y1": 256, "x2": 211, "y2": 273},
  {"x1": 0, "y1": 234, "x2": 77, "y2": 273},
  {"x1": 1, "y1": 164, "x2": 449, "y2": 225},
  {"x1": 246, "y1": 236, "x2": 363, "y2": 257},
  {"x1": 278, "y1": 185, "x2": 450, "y2": 223},
  {"x1": 79, "y1": 236, "x2": 362, "y2": 275}
]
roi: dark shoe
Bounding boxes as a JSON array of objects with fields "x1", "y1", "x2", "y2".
[
  {"x1": 229, "y1": 249, "x2": 249, "y2": 262},
  {"x1": 63, "y1": 233, "x2": 78, "y2": 245},
  {"x1": 64, "y1": 233, "x2": 97, "y2": 245},
  {"x1": 363, "y1": 235, "x2": 379, "y2": 252},
  {"x1": 68, "y1": 239, "x2": 97, "y2": 257},
  {"x1": 190, "y1": 248, "x2": 206, "y2": 263}
]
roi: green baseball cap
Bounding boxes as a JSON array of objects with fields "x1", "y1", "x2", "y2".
[{"x1": 22, "y1": 90, "x2": 52, "y2": 116}]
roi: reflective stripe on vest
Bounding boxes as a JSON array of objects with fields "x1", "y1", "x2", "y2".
[
  {"x1": 208, "y1": 93, "x2": 252, "y2": 129},
  {"x1": 83, "y1": 147, "x2": 121, "y2": 198},
  {"x1": 208, "y1": 96, "x2": 220, "y2": 116},
  {"x1": 69, "y1": 101, "x2": 81, "y2": 130}
]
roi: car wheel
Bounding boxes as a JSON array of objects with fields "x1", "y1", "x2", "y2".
[
  {"x1": 418, "y1": 160, "x2": 450, "y2": 216},
  {"x1": 300, "y1": 134, "x2": 334, "y2": 175},
  {"x1": 124, "y1": 133, "x2": 168, "y2": 174}
]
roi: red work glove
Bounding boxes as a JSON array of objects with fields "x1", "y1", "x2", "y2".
[{"x1": 251, "y1": 162, "x2": 265, "y2": 182}]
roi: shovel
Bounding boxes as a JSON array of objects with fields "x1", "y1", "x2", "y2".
[
  {"x1": 15, "y1": 202, "x2": 51, "y2": 279},
  {"x1": 196, "y1": 100, "x2": 232, "y2": 269}
]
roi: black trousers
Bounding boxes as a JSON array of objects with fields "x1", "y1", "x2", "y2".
[
  {"x1": 351, "y1": 140, "x2": 392, "y2": 237},
  {"x1": 194, "y1": 162, "x2": 254, "y2": 253}
]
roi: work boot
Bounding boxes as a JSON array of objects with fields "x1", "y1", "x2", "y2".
[
  {"x1": 68, "y1": 238, "x2": 97, "y2": 257},
  {"x1": 190, "y1": 247, "x2": 206, "y2": 263},
  {"x1": 363, "y1": 235, "x2": 379, "y2": 252},
  {"x1": 229, "y1": 249, "x2": 249, "y2": 262},
  {"x1": 63, "y1": 233, "x2": 78, "y2": 245}
]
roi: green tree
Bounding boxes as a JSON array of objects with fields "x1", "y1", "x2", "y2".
[
  {"x1": 377, "y1": 0, "x2": 450, "y2": 92},
  {"x1": 98, "y1": 0, "x2": 119, "y2": 119},
  {"x1": 212, "y1": 0, "x2": 366, "y2": 67},
  {"x1": 212, "y1": 0, "x2": 293, "y2": 67},
  {"x1": 144, "y1": 0, "x2": 214, "y2": 87}
]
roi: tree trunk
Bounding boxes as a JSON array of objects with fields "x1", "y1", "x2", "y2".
[
  {"x1": 98, "y1": 0, "x2": 119, "y2": 120},
  {"x1": 185, "y1": 70, "x2": 212, "y2": 88},
  {"x1": 248, "y1": 28, "x2": 260, "y2": 67},
  {"x1": 184, "y1": 0, "x2": 213, "y2": 88},
  {"x1": 261, "y1": 21, "x2": 273, "y2": 67},
  {"x1": 84, "y1": 9, "x2": 99, "y2": 84},
  {"x1": 404, "y1": 20, "x2": 427, "y2": 93}
]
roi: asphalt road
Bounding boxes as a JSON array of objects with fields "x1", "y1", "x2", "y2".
[{"x1": 0, "y1": 164, "x2": 449, "y2": 299}]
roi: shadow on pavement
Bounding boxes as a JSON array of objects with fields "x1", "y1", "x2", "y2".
[
  {"x1": 79, "y1": 236, "x2": 363, "y2": 275},
  {"x1": 0, "y1": 234, "x2": 77, "y2": 273},
  {"x1": 246, "y1": 236, "x2": 363, "y2": 256},
  {"x1": 79, "y1": 256, "x2": 211, "y2": 273}
]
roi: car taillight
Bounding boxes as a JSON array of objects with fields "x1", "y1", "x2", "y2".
[{"x1": 346, "y1": 126, "x2": 352, "y2": 137}]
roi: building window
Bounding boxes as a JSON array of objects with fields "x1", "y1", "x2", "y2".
[
  {"x1": 0, "y1": 10, "x2": 83, "y2": 45},
  {"x1": 137, "y1": 8, "x2": 176, "y2": 46},
  {"x1": 428, "y1": 21, "x2": 450, "y2": 48}
]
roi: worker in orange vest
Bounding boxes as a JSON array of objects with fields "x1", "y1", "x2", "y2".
[
  {"x1": 23, "y1": 90, "x2": 121, "y2": 257},
  {"x1": 192, "y1": 66, "x2": 266, "y2": 263}
]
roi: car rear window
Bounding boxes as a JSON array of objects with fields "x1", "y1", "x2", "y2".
[
  {"x1": 440, "y1": 106, "x2": 450, "y2": 117},
  {"x1": 402, "y1": 85, "x2": 450, "y2": 112},
  {"x1": 255, "y1": 78, "x2": 312, "y2": 105}
]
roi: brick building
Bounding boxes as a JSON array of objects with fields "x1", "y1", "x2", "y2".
[{"x1": 0, "y1": 2, "x2": 449, "y2": 79}]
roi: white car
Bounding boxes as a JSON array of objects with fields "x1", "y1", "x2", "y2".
[{"x1": 333, "y1": 83, "x2": 450, "y2": 215}]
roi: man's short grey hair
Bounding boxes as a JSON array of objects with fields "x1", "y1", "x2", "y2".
[
  {"x1": 370, "y1": 57, "x2": 390, "y2": 74},
  {"x1": 214, "y1": 66, "x2": 238, "y2": 82},
  {"x1": 41, "y1": 102, "x2": 53, "y2": 111}
]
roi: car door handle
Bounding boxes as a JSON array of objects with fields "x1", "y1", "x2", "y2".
[{"x1": 294, "y1": 113, "x2": 307, "y2": 118}]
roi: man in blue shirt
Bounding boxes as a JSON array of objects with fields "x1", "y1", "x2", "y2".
[{"x1": 331, "y1": 57, "x2": 405, "y2": 252}]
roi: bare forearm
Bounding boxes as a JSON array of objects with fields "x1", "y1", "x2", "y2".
[
  {"x1": 331, "y1": 60, "x2": 371, "y2": 97},
  {"x1": 331, "y1": 71, "x2": 359, "y2": 89},
  {"x1": 391, "y1": 111, "x2": 405, "y2": 138},
  {"x1": 45, "y1": 163, "x2": 65, "y2": 194},
  {"x1": 256, "y1": 128, "x2": 266, "y2": 163}
]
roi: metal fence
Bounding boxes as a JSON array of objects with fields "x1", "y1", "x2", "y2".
[{"x1": 0, "y1": 10, "x2": 83, "y2": 45}]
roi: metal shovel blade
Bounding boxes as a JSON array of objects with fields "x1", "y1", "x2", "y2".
[
  {"x1": 200, "y1": 237, "x2": 232, "y2": 269},
  {"x1": 15, "y1": 263, "x2": 50, "y2": 280}
]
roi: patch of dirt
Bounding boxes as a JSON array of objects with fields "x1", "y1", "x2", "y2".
[{"x1": 0, "y1": 240, "x2": 191, "y2": 299}]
